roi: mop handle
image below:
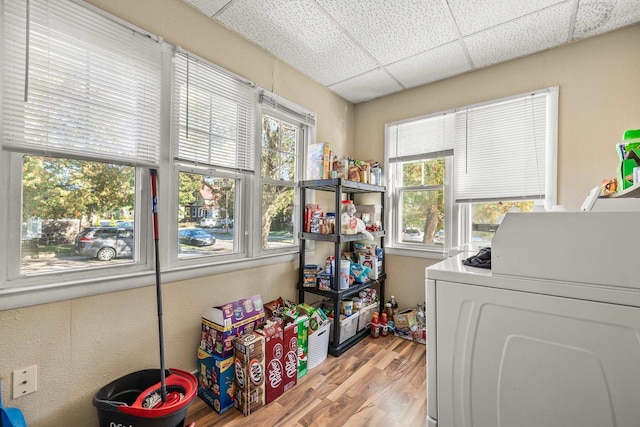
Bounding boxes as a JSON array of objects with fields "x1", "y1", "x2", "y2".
[{"x1": 150, "y1": 169, "x2": 167, "y2": 403}]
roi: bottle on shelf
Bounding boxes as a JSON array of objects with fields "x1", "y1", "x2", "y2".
[
  {"x1": 340, "y1": 200, "x2": 357, "y2": 235},
  {"x1": 370, "y1": 312, "x2": 380, "y2": 338},
  {"x1": 389, "y1": 295, "x2": 399, "y2": 320},
  {"x1": 380, "y1": 312, "x2": 389, "y2": 337}
]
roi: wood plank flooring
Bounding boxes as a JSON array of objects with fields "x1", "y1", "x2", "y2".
[{"x1": 185, "y1": 335, "x2": 427, "y2": 427}]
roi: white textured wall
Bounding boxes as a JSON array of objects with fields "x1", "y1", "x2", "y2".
[
  {"x1": 353, "y1": 24, "x2": 640, "y2": 310},
  {"x1": 0, "y1": 0, "x2": 353, "y2": 425}
]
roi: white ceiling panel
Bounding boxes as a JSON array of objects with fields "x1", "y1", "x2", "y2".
[
  {"x1": 184, "y1": 0, "x2": 230, "y2": 17},
  {"x1": 328, "y1": 68, "x2": 404, "y2": 104},
  {"x1": 184, "y1": 0, "x2": 640, "y2": 103},
  {"x1": 573, "y1": 0, "x2": 640, "y2": 39},
  {"x1": 464, "y1": 1, "x2": 574, "y2": 68},
  {"x1": 448, "y1": 0, "x2": 568, "y2": 36},
  {"x1": 215, "y1": 0, "x2": 377, "y2": 86},
  {"x1": 386, "y1": 41, "x2": 472, "y2": 89},
  {"x1": 315, "y1": 0, "x2": 458, "y2": 66}
]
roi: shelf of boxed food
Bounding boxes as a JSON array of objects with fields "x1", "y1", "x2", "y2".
[
  {"x1": 300, "y1": 178, "x2": 385, "y2": 194},
  {"x1": 299, "y1": 230, "x2": 385, "y2": 243},
  {"x1": 298, "y1": 273, "x2": 386, "y2": 300}
]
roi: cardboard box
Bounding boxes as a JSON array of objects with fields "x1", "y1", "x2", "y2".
[
  {"x1": 306, "y1": 141, "x2": 331, "y2": 180},
  {"x1": 257, "y1": 320, "x2": 284, "y2": 404},
  {"x1": 282, "y1": 322, "x2": 298, "y2": 393},
  {"x1": 201, "y1": 295, "x2": 265, "y2": 358},
  {"x1": 359, "y1": 254, "x2": 379, "y2": 280},
  {"x1": 297, "y1": 303, "x2": 329, "y2": 335},
  {"x1": 234, "y1": 332, "x2": 265, "y2": 416},
  {"x1": 296, "y1": 314, "x2": 309, "y2": 379},
  {"x1": 394, "y1": 309, "x2": 417, "y2": 330},
  {"x1": 197, "y1": 347, "x2": 235, "y2": 414}
]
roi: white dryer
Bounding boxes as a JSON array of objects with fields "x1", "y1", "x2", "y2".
[{"x1": 426, "y1": 211, "x2": 640, "y2": 427}]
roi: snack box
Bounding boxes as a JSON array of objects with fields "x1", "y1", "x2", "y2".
[
  {"x1": 394, "y1": 308, "x2": 417, "y2": 330},
  {"x1": 297, "y1": 303, "x2": 329, "y2": 334},
  {"x1": 234, "y1": 332, "x2": 266, "y2": 416},
  {"x1": 359, "y1": 254, "x2": 379, "y2": 280},
  {"x1": 296, "y1": 315, "x2": 309, "y2": 379},
  {"x1": 257, "y1": 319, "x2": 284, "y2": 404},
  {"x1": 282, "y1": 321, "x2": 298, "y2": 393},
  {"x1": 197, "y1": 347, "x2": 235, "y2": 414},
  {"x1": 201, "y1": 295, "x2": 265, "y2": 358}
]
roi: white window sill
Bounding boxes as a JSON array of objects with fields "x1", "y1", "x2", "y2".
[
  {"x1": 0, "y1": 252, "x2": 298, "y2": 311},
  {"x1": 384, "y1": 246, "x2": 448, "y2": 260}
]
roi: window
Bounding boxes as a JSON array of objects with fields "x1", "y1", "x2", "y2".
[
  {"x1": 2, "y1": 0, "x2": 161, "y2": 290},
  {"x1": 171, "y1": 49, "x2": 255, "y2": 263},
  {"x1": 0, "y1": 0, "x2": 315, "y2": 308},
  {"x1": 257, "y1": 93, "x2": 315, "y2": 253},
  {"x1": 385, "y1": 87, "x2": 558, "y2": 256}
]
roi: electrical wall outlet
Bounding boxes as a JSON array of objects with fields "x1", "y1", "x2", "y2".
[{"x1": 13, "y1": 365, "x2": 37, "y2": 398}]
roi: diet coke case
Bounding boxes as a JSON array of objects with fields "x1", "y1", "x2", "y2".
[
  {"x1": 283, "y1": 321, "x2": 298, "y2": 392},
  {"x1": 234, "y1": 332, "x2": 265, "y2": 416},
  {"x1": 257, "y1": 319, "x2": 284, "y2": 403}
]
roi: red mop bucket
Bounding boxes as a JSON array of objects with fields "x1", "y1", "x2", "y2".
[{"x1": 93, "y1": 368, "x2": 197, "y2": 427}]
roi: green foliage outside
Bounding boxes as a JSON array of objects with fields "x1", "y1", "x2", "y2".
[{"x1": 23, "y1": 156, "x2": 134, "y2": 225}]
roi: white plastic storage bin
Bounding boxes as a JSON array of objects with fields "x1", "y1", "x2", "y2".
[
  {"x1": 329, "y1": 312, "x2": 359, "y2": 345},
  {"x1": 357, "y1": 302, "x2": 378, "y2": 331},
  {"x1": 308, "y1": 322, "x2": 330, "y2": 369}
]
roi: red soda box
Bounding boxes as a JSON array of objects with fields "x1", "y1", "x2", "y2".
[
  {"x1": 282, "y1": 321, "x2": 298, "y2": 393},
  {"x1": 257, "y1": 319, "x2": 284, "y2": 404}
]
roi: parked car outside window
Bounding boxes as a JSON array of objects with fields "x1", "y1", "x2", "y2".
[
  {"x1": 199, "y1": 218, "x2": 219, "y2": 228},
  {"x1": 178, "y1": 228, "x2": 216, "y2": 246},
  {"x1": 74, "y1": 227, "x2": 134, "y2": 261},
  {"x1": 402, "y1": 227, "x2": 424, "y2": 243}
]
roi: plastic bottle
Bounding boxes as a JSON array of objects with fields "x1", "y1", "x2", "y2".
[
  {"x1": 416, "y1": 302, "x2": 426, "y2": 329},
  {"x1": 385, "y1": 302, "x2": 393, "y2": 320},
  {"x1": 380, "y1": 312, "x2": 389, "y2": 337},
  {"x1": 370, "y1": 312, "x2": 380, "y2": 338},
  {"x1": 390, "y1": 295, "x2": 399, "y2": 320}
]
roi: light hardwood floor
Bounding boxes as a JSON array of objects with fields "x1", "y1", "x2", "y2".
[{"x1": 185, "y1": 335, "x2": 427, "y2": 427}]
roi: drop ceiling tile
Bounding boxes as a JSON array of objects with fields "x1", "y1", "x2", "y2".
[
  {"x1": 215, "y1": 0, "x2": 377, "y2": 86},
  {"x1": 573, "y1": 0, "x2": 640, "y2": 39},
  {"x1": 328, "y1": 68, "x2": 404, "y2": 104},
  {"x1": 448, "y1": 0, "x2": 566, "y2": 36},
  {"x1": 315, "y1": 0, "x2": 458, "y2": 66},
  {"x1": 184, "y1": 0, "x2": 231, "y2": 17},
  {"x1": 386, "y1": 41, "x2": 472, "y2": 89},
  {"x1": 464, "y1": 2, "x2": 574, "y2": 68}
]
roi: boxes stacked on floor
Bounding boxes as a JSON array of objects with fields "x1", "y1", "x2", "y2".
[
  {"x1": 233, "y1": 331, "x2": 265, "y2": 416},
  {"x1": 197, "y1": 347, "x2": 235, "y2": 414},
  {"x1": 198, "y1": 295, "x2": 265, "y2": 414},
  {"x1": 200, "y1": 294, "x2": 265, "y2": 358}
]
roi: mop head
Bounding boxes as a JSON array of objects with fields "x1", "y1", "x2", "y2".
[
  {"x1": 118, "y1": 369, "x2": 197, "y2": 418},
  {"x1": 142, "y1": 386, "x2": 185, "y2": 409}
]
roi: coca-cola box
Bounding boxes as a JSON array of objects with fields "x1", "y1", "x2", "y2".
[
  {"x1": 257, "y1": 319, "x2": 284, "y2": 404},
  {"x1": 282, "y1": 321, "x2": 298, "y2": 393}
]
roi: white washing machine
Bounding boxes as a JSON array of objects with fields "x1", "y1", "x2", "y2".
[{"x1": 426, "y1": 211, "x2": 640, "y2": 427}]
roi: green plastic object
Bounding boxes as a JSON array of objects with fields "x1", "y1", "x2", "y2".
[{"x1": 622, "y1": 129, "x2": 640, "y2": 140}]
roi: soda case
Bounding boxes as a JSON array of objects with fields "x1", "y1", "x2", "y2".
[
  {"x1": 197, "y1": 347, "x2": 235, "y2": 414},
  {"x1": 257, "y1": 319, "x2": 284, "y2": 404},
  {"x1": 282, "y1": 322, "x2": 298, "y2": 392},
  {"x1": 233, "y1": 332, "x2": 265, "y2": 416}
]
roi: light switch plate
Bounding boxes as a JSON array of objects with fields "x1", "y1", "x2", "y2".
[{"x1": 13, "y1": 365, "x2": 37, "y2": 398}]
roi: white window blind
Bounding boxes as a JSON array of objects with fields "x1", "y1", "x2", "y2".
[
  {"x1": 454, "y1": 88, "x2": 558, "y2": 202},
  {"x1": 173, "y1": 50, "x2": 257, "y2": 172},
  {"x1": 388, "y1": 113, "x2": 456, "y2": 163},
  {"x1": 1, "y1": 0, "x2": 162, "y2": 166},
  {"x1": 260, "y1": 92, "x2": 316, "y2": 127}
]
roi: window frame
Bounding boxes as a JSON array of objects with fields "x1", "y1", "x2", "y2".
[
  {"x1": 252, "y1": 92, "x2": 314, "y2": 257},
  {"x1": 384, "y1": 87, "x2": 558, "y2": 258}
]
